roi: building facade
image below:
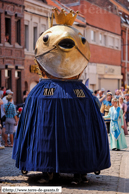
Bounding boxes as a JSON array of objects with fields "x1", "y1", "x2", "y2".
[
  {"x1": 24, "y1": 0, "x2": 52, "y2": 92},
  {"x1": 70, "y1": 0, "x2": 122, "y2": 93},
  {"x1": 109, "y1": 0, "x2": 129, "y2": 87},
  {"x1": 24, "y1": 0, "x2": 129, "y2": 92},
  {"x1": 58, "y1": 0, "x2": 123, "y2": 93},
  {"x1": 0, "y1": 0, "x2": 25, "y2": 103}
]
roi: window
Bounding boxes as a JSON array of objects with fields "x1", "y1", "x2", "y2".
[
  {"x1": 33, "y1": 26, "x2": 37, "y2": 50},
  {"x1": 91, "y1": 30, "x2": 96, "y2": 42},
  {"x1": 116, "y1": 39, "x2": 119, "y2": 49},
  {"x1": 104, "y1": 35, "x2": 106, "y2": 46},
  {"x1": 0, "y1": 14, "x2": 1, "y2": 43},
  {"x1": 121, "y1": 39, "x2": 124, "y2": 61},
  {"x1": 40, "y1": 24, "x2": 46, "y2": 35},
  {"x1": 5, "y1": 18, "x2": 11, "y2": 44},
  {"x1": 109, "y1": 36, "x2": 114, "y2": 48},
  {"x1": 5, "y1": 70, "x2": 12, "y2": 89},
  {"x1": 15, "y1": 19, "x2": 21, "y2": 45},
  {"x1": 25, "y1": 25, "x2": 29, "y2": 50},
  {"x1": 99, "y1": 33, "x2": 102, "y2": 44},
  {"x1": 127, "y1": 74, "x2": 129, "y2": 86}
]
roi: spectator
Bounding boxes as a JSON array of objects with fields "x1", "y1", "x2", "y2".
[
  {"x1": 120, "y1": 87, "x2": 124, "y2": 95},
  {"x1": 125, "y1": 88, "x2": 128, "y2": 94},
  {"x1": 1, "y1": 86, "x2": 6, "y2": 92},
  {"x1": 120, "y1": 87, "x2": 124, "y2": 91},
  {"x1": 5, "y1": 33, "x2": 9, "y2": 42},
  {"x1": 114, "y1": 90, "x2": 120, "y2": 99},
  {"x1": 1, "y1": 90, "x2": 14, "y2": 145},
  {"x1": 0, "y1": 90, "x2": 3, "y2": 99},
  {"x1": 123, "y1": 90, "x2": 126, "y2": 96},
  {"x1": 98, "y1": 90, "x2": 106, "y2": 105},
  {"x1": 126, "y1": 86, "x2": 129, "y2": 94},
  {"x1": 0, "y1": 89, "x2": 3, "y2": 125},
  {"x1": 94, "y1": 90, "x2": 99, "y2": 97},
  {"x1": 101, "y1": 88, "x2": 105, "y2": 96},
  {"x1": 4, "y1": 95, "x2": 17, "y2": 147},
  {"x1": 100, "y1": 92, "x2": 112, "y2": 133},
  {"x1": 14, "y1": 107, "x2": 23, "y2": 138},
  {"x1": 119, "y1": 97, "x2": 128, "y2": 135},
  {"x1": 103, "y1": 98, "x2": 127, "y2": 151},
  {"x1": 124, "y1": 94, "x2": 128, "y2": 104},
  {"x1": 0, "y1": 98, "x2": 4, "y2": 149},
  {"x1": 125, "y1": 94, "x2": 129, "y2": 125},
  {"x1": 89, "y1": 89, "x2": 101, "y2": 109},
  {"x1": 23, "y1": 90, "x2": 29, "y2": 102}
]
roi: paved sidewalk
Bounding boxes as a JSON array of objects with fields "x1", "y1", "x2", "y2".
[{"x1": 0, "y1": 135, "x2": 129, "y2": 194}]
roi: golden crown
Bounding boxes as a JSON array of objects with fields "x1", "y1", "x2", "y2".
[{"x1": 52, "y1": 8, "x2": 79, "y2": 26}]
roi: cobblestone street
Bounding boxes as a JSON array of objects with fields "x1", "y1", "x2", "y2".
[{"x1": 0, "y1": 135, "x2": 129, "y2": 194}]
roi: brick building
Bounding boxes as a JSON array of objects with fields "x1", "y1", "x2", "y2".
[
  {"x1": 24, "y1": 0, "x2": 52, "y2": 92},
  {"x1": 58, "y1": 0, "x2": 123, "y2": 93},
  {"x1": 59, "y1": 0, "x2": 122, "y2": 92},
  {"x1": 108, "y1": 0, "x2": 129, "y2": 87},
  {"x1": 0, "y1": 0, "x2": 25, "y2": 103}
]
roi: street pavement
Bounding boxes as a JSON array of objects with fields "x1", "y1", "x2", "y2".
[{"x1": 0, "y1": 134, "x2": 129, "y2": 194}]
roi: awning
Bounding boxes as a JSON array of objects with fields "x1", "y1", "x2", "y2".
[
  {"x1": 5, "y1": 10, "x2": 14, "y2": 16},
  {"x1": 5, "y1": 64, "x2": 15, "y2": 69},
  {"x1": 15, "y1": 13, "x2": 23, "y2": 18},
  {"x1": 99, "y1": 74, "x2": 123, "y2": 79},
  {"x1": 15, "y1": 64, "x2": 24, "y2": 70}
]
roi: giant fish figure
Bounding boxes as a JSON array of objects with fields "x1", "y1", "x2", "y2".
[{"x1": 12, "y1": 8, "x2": 110, "y2": 184}]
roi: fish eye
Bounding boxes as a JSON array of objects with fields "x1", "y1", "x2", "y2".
[
  {"x1": 81, "y1": 37, "x2": 86, "y2": 45},
  {"x1": 43, "y1": 34, "x2": 49, "y2": 43}
]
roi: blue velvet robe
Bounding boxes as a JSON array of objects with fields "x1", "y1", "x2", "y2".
[{"x1": 12, "y1": 79, "x2": 111, "y2": 173}]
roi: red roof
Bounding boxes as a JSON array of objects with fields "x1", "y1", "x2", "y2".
[
  {"x1": 109, "y1": 0, "x2": 129, "y2": 15},
  {"x1": 46, "y1": 0, "x2": 86, "y2": 25}
]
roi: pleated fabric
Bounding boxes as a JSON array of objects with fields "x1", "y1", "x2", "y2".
[{"x1": 12, "y1": 79, "x2": 111, "y2": 173}]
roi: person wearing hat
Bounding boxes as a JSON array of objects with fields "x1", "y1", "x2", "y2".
[
  {"x1": 4, "y1": 95, "x2": 17, "y2": 147},
  {"x1": 101, "y1": 88, "x2": 105, "y2": 95},
  {"x1": 1, "y1": 89, "x2": 14, "y2": 145},
  {"x1": 103, "y1": 98, "x2": 127, "y2": 151},
  {"x1": 114, "y1": 90, "x2": 121, "y2": 100},
  {"x1": 100, "y1": 92, "x2": 112, "y2": 133}
]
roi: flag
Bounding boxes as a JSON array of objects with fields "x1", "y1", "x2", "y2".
[{"x1": 85, "y1": 78, "x2": 89, "y2": 88}]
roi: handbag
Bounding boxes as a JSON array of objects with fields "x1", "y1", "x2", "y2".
[
  {"x1": 1, "y1": 115, "x2": 6, "y2": 122},
  {"x1": 1, "y1": 103, "x2": 11, "y2": 122}
]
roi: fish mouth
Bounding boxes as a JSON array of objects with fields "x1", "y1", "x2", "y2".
[{"x1": 58, "y1": 38, "x2": 75, "y2": 50}]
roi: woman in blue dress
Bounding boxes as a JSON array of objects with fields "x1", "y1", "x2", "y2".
[{"x1": 104, "y1": 98, "x2": 127, "y2": 151}]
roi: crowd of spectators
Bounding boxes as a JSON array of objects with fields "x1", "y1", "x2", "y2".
[
  {"x1": 0, "y1": 87, "x2": 28, "y2": 149},
  {"x1": 90, "y1": 87, "x2": 129, "y2": 135}
]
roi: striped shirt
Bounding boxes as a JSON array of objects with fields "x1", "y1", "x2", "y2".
[{"x1": 4, "y1": 102, "x2": 17, "y2": 118}]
